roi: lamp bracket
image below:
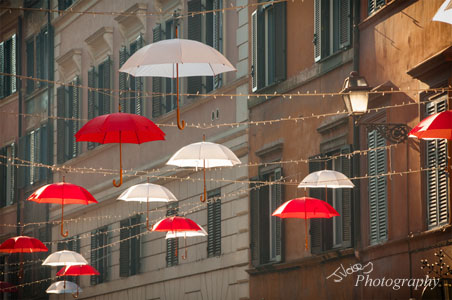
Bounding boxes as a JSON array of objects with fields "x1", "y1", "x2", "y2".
[{"x1": 360, "y1": 123, "x2": 410, "y2": 144}]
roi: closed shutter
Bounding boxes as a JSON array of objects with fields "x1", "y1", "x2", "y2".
[
  {"x1": 207, "y1": 189, "x2": 221, "y2": 257},
  {"x1": 339, "y1": 0, "x2": 351, "y2": 49},
  {"x1": 368, "y1": 0, "x2": 385, "y2": 15},
  {"x1": 152, "y1": 25, "x2": 163, "y2": 118},
  {"x1": 426, "y1": 99, "x2": 449, "y2": 228},
  {"x1": 3, "y1": 39, "x2": 11, "y2": 96},
  {"x1": 205, "y1": 0, "x2": 214, "y2": 93},
  {"x1": 130, "y1": 215, "x2": 141, "y2": 275},
  {"x1": 72, "y1": 77, "x2": 80, "y2": 158},
  {"x1": 119, "y1": 46, "x2": 128, "y2": 113},
  {"x1": 134, "y1": 34, "x2": 144, "y2": 116},
  {"x1": 0, "y1": 42, "x2": 4, "y2": 98},
  {"x1": 26, "y1": 39, "x2": 34, "y2": 93},
  {"x1": 56, "y1": 86, "x2": 66, "y2": 164},
  {"x1": 17, "y1": 135, "x2": 28, "y2": 189},
  {"x1": 0, "y1": 147, "x2": 6, "y2": 207},
  {"x1": 313, "y1": 0, "x2": 321, "y2": 62},
  {"x1": 119, "y1": 219, "x2": 130, "y2": 277},
  {"x1": 251, "y1": 10, "x2": 264, "y2": 91},
  {"x1": 274, "y1": 2, "x2": 286, "y2": 83},
  {"x1": 250, "y1": 179, "x2": 260, "y2": 266},
  {"x1": 309, "y1": 158, "x2": 324, "y2": 254},
  {"x1": 213, "y1": 0, "x2": 222, "y2": 88},
  {"x1": 36, "y1": 31, "x2": 42, "y2": 84},
  {"x1": 166, "y1": 202, "x2": 178, "y2": 267},
  {"x1": 10, "y1": 34, "x2": 16, "y2": 94},
  {"x1": 32, "y1": 128, "x2": 41, "y2": 183},
  {"x1": 272, "y1": 168, "x2": 283, "y2": 262},
  {"x1": 340, "y1": 146, "x2": 352, "y2": 248},
  {"x1": 39, "y1": 124, "x2": 48, "y2": 181},
  {"x1": 8, "y1": 144, "x2": 15, "y2": 205},
  {"x1": 368, "y1": 130, "x2": 387, "y2": 244},
  {"x1": 101, "y1": 57, "x2": 111, "y2": 115},
  {"x1": 87, "y1": 67, "x2": 96, "y2": 150},
  {"x1": 90, "y1": 231, "x2": 97, "y2": 285},
  {"x1": 187, "y1": 0, "x2": 203, "y2": 96}
]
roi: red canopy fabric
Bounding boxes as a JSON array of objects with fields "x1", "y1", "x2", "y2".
[
  {"x1": 0, "y1": 236, "x2": 48, "y2": 253},
  {"x1": 75, "y1": 112, "x2": 165, "y2": 144},
  {"x1": 57, "y1": 264, "x2": 100, "y2": 276},
  {"x1": 27, "y1": 182, "x2": 97, "y2": 205},
  {"x1": 409, "y1": 110, "x2": 452, "y2": 140},
  {"x1": 152, "y1": 216, "x2": 202, "y2": 232},
  {"x1": 272, "y1": 197, "x2": 340, "y2": 219}
]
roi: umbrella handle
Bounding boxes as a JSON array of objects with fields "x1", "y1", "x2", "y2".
[
  {"x1": 181, "y1": 236, "x2": 187, "y2": 260},
  {"x1": 176, "y1": 63, "x2": 185, "y2": 130},
  {"x1": 61, "y1": 203, "x2": 69, "y2": 237},
  {"x1": 200, "y1": 167, "x2": 207, "y2": 202},
  {"x1": 146, "y1": 196, "x2": 152, "y2": 232},
  {"x1": 72, "y1": 283, "x2": 79, "y2": 298},
  {"x1": 113, "y1": 142, "x2": 123, "y2": 187}
]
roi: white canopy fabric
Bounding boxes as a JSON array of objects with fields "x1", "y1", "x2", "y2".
[
  {"x1": 298, "y1": 170, "x2": 354, "y2": 189},
  {"x1": 167, "y1": 141, "x2": 241, "y2": 169},
  {"x1": 119, "y1": 38, "x2": 236, "y2": 78},
  {"x1": 46, "y1": 281, "x2": 81, "y2": 294},
  {"x1": 165, "y1": 225, "x2": 208, "y2": 239},
  {"x1": 433, "y1": 0, "x2": 452, "y2": 25},
  {"x1": 42, "y1": 250, "x2": 88, "y2": 266},
  {"x1": 117, "y1": 183, "x2": 178, "y2": 203}
]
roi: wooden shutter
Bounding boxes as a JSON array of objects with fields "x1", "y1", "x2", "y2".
[
  {"x1": 426, "y1": 100, "x2": 449, "y2": 228},
  {"x1": 56, "y1": 86, "x2": 66, "y2": 164},
  {"x1": 26, "y1": 39, "x2": 34, "y2": 93},
  {"x1": 207, "y1": 189, "x2": 221, "y2": 257},
  {"x1": 130, "y1": 215, "x2": 141, "y2": 275},
  {"x1": 101, "y1": 57, "x2": 112, "y2": 115},
  {"x1": 90, "y1": 230, "x2": 97, "y2": 285},
  {"x1": 87, "y1": 67, "x2": 96, "y2": 150},
  {"x1": 340, "y1": 146, "x2": 353, "y2": 248},
  {"x1": 152, "y1": 25, "x2": 162, "y2": 118},
  {"x1": 39, "y1": 124, "x2": 48, "y2": 181},
  {"x1": 0, "y1": 42, "x2": 4, "y2": 98},
  {"x1": 251, "y1": 10, "x2": 264, "y2": 92},
  {"x1": 119, "y1": 45, "x2": 129, "y2": 113},
  {"x1": 7, "y1": 144, "x2": 15, "y2": 205},
  {"x1": 36, "y1": 31, "x2": 42, "y2": 84},
  {"x1": 309, "y1": 158, "x2": 324, "y2": 254},
  {"x1": 272, "y1": 168, "x2": 283, "y2": 262},
  {"x1": 187, "y1": 0, "x2": 203, "y2": 96},
  {"x1": 339, "y1": 0, "x2": 351, "y2": 49},
  {"x1": 213, "y1": 0, "x2": 222, "y2": 89},
  {"x1": 0, "y1": 147, "x2": 6, "y2": 207},
  {"x1": 368, "y1": 0, "x2": 385, "y2": 15},
  {"x1": 72, "y1": 76, "x2": 80, "y2": 158},
  {"x1": 274, "y1": 2, "x2": 286, "y2": 83},
  {"x1": 10, "y1": 34, "x2": 16, "y2": 94},
  {"x1": 205, "y1": 0, "x2": 214, "y2": 93},
  {"x1": 249, "y1": 179, "x2": 260, "y2": 266},
  {"x1": 3, "y1": 39, "x2": 11, "y2": 96},
  {"x1": 313, "y1": 0, "x2": 321, "y2": 62},
  {"x1": 166, "y1": 202, "x2": 179, "y2": 267},
  {"x1": 119, "y1": 219, "x2": 130, "y2": 277},
  {"x1": 135, "y1": 35, "x2": 145, "y2": 116}
]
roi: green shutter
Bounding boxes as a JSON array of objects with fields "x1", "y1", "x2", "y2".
[
  {"x1": 57, "y1": 86, "x2": 66, "y2": 164},
  {"x1": 309, "y1": 157, "x2": 324, "y2": 254},
  {"x1": 274, "y1": 2, "x2": 286, "y2": 83},
  {"x1": 187, "y1": 0, "x2": 203, "y2": 96},
  {"x1": 8, "y1": 144, "x2": 15, "y2": 205},
  {"x1": 272, "y1": 168, "x2": 283, "y2": 262},
  {"x1": 87, "y1": 67, "x2": 96, "y2": 150},
  {"x1": 339, "y1": 0, "x2": 351, "y2": 49},
  {"x1": 0, "y1": 42, "x2": 4, "y2": 98},
  {"x1": 205, "y1": 0, "x2": 214, "y2": 93},
  {"x1": 166, "y1": 202, "x2": 179, "y2": 267},
  {"x1": 3, "y1": 39, "x2": 11, "y2": 96},
  {"x1": 26, "y1": 39, "x2": 34, "y2": 93},
  {"x1": 207, "y1": 189, "x2": 221, "y2": 257},
  {"x1": 36, "y1": 31, "x2": 42, "y2": 84},
  {"x1": 39, "y1": 124, "x2": 48, "y2": 181},
  {"x1": 10, "y1": 34, "x2": 16, "y2": 93},
  {"x1": 313, "y1": 0, "x2": 321, "y2": 62},
  {"x1": 152, "y1": 25, "x2": 163, "y2": 118},
  {"x1": 130, "y1": 215, "x2": 141, "y2": 275},
  {"x1": 90, "y1": 230, "x2": 97, "y2": 285},
  {"x1": 340, "y1": 146, "x2": 352, "y2": 248},
  {"x1": 119, "y1": 219, "x2": 130, "y2": 277},
  {"x1": 119, "y1": 45, "x2": 129, "y2": 113},
  {"x1": 101, "y1": 57, "x2": 112, "y2": 115},
  {"x1": 134, "y1": 35, "x2": 144, "y2": 116},
  {"x1": 17, "y1": 135, "x2": 28, "y2": 189},
  {"x1": 250, "y1": 179, "x2": 260, "y2": 266},
  {"x1": 213, "y1": 0, "x2": 222, "y2": 89},
  {"x1": 72, "y1": 76, "x2": 80, "y2": 158},
  {"x1": 251, "y1": 10, "x2": 264, "y2": 91}
]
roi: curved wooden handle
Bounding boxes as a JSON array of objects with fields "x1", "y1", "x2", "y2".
[
  {"x1": 61, "y1": 204, "x2": 68, "y2": 237},
  {"x1": 113, "y1": 142, "x2": 123, "y2": 187}
]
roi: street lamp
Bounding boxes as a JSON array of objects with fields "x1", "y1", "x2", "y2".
[{"x1": 340, "y1": 71, "x2": 409, "y2": 144}]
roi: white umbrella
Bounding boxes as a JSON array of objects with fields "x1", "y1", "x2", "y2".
[
  {"x1": 433, "y1": 0, "x2": 452, "y2": 25},
  {"x1": 117, "y1": 182, "x2": 178, "y2": 231},
  {"x1": 165, "y1": 225, "x2": 208, "y2": 239},
  {"x1": 119, "y1": 37, "x2": 236, "y2": 130},
  {"x1": 167, "y1": 137, "x2": 240, "y2": 202},
  {"x1": 46, "y1": 281, "x2": 81, "y2": 294},
  {"x1": 42, "y1": 250, "x2": 88, "y2": 266}
]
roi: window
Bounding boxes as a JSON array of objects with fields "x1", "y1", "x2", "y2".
[
  {"x1": 207, "y1": 188, "x2": 221, "y2": 257},
  {"x1": 57, "y1": 77, "x2": 80, "y2": 164},
  {"x1": 119, "y1": 215, "x2": 141, "y2": 277},
  {"x1": 187, "y1": 0, "x2": 223, "y2": 95},
  {"x1": 26, "y1": 27, "x2": 50, "y2": 94},
  {"x1": 58, "y1": 0, "x2": 76, "y2": 10},
  {"x1": 166, "y1": 202, "x2": 178, "y2": 267},
  {"x1": 368, "y1": 130, "x2": 387, "y2": 244},
  {"x1": 152, "y1": 21, "x2": 176, "y2": 118},
  {"x1": 309, "y1": 147, "x2": 353, "y2": 254},
  {"x1": 426, "y1": 97, "x2": 449, "y2": 228},
  {"x1": 119, "y1": 34, "x2": 145, "y2": 115},
  {"x1": 251, "y1": 1, "x2": 286, "y2": 92},
  {"x1": 57, "y1": 236, "x2": 80, "y2": 283},
  {"x1": 314, "y1": 0, "x2": 351, "y2": 62},
  {"x1": 87, "y1": 57, "x2": 112, "y2": 150},
  {"x1": 250, "y1": 168, "x2": 283, "y2": 266},
  {"x1": 0, "y1": 34, "x2": 17, "y2": 99},
  {"x1": 0, "y1": 143, "x2": 15, "y2": 207},
  {"x1": 368, "y1": 0, "x2": 386, "y2": 15},
  {"x1": 90, "y1": 226, "x2": 110, "y2": 285}
]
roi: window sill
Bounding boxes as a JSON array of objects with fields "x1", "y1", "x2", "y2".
[
  {"x1": 0, "y1": 91, "x2": 18, "y2": 107},
  {"x1": 359, "y1": 0, "x2": 416, "y2": 30}
]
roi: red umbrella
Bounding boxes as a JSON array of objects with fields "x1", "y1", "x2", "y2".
[
  {"x1": 75, "y1": 112, "x2": 165, "y2": 187},
  {"x1": 409, "y1": 110, "x2": 452, "y2": 140},
  {"x1": 0, "y1": 281, "x2": 18, "y2": 293},
  {"x1": 272, "y1": 197, "x2": 340, "y2": 250},
  {"x1": 152, "y1": 216, "x2": 203, "y2": 259},
  {"x1": 56, "y1": 265, "x2": 100, "y2": 276},
  {"x1": 27, "y1": 181, "x2": 97, "y2": 237},
  {"x1": 0, "y1": 236, "x2": 48, "y2": 253}
]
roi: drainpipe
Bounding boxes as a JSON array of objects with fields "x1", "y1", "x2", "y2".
[{"x1": 16, "y1": 15, "x2": 23, "y2": 237}]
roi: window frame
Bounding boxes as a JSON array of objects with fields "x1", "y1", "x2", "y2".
[
  {"x1": 119, "y1": 215, "x2": 142, "y2": 277},
  {"x1": 0, "y1": 33, "x2": 17, "y2": 99},
  {"x1": 0, "y1": 143, "x2": 15, "y2": 207},
  {"x1": 90, "y1": 226, "x2": 111, "y2": 285}
]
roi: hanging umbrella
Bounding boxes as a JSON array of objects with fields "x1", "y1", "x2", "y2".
[
  {"x1": 27, "y1": 181, "x2": 97, "y2": 237},
  {"x1": 0, "y1": 281, "x2": 18, "y2": 293},
  {"x1": 56, "y1": 264, "x2": 99, "y2": 297},
  {"x1": 167, "y1": 136, "x2": 240, "y2": 202},
  {"x1": 119, "y1": 29, "x2": 236, "y2": 130},
  {"x1": 152, "y1": 216, "x2": 203, "y2": 259},
  {"x1": 272, "y1": 197, "x2": 340, "y2": 250},
  {"x1": 165, "y1": 224, "x2": 207, "y2": 239},
  {"x1": 297, "y1": 170, "x2": 355, "y2": 189},
  {"x1": 117, "y1": 180, "x2": 178, "y2": 231},
  {"x1": 46, "y1": 281, "x2": 81, "y2": 295},
  {"x1": 42, "y1": 250, "x2": 88, "y2": 266},
  {"x1": 433, "y1": 0, "x2": 452, "y2": 25},
  {"x1": 409, "y1": 110, "x2": 452, "y2": 140},
  {"x1": 0, "y1": 235, "x2": 48, "y2": 278},
  {"x1": 75, "y1": 111, "x2": 165, "y2": 188}
]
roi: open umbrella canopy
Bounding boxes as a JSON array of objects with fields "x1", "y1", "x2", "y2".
[
  {"x1": 409, "y1": 110, "x2": 452, "y2": 140},
  {"x1": 119, "y1": 38, "x2": 236, "y2": 78},
  {"x1": 0, "y1": 236, "x2": 48, "y2": 253},
  {"x1": 75, "y1": 112, "x2": 165, "y2": 144},
  {"x1": 56, "y1": 264, "x2": 100, "y2": 276},
  {"x1": 46, "y1": 281, "x2": 81, "y2": 294},
  {"x1": 165, "y1": 225, "x2": 207, "y2": 239},
  {"x1": 118, "y1": 183, "x2": 177, "y2": 203},
  {"x1": 433, "y1": 0, "x2": 452, "y2": 25},
  {"x1": 0, "y1": 281, "x2": 18, "y2": 293},
  {"x1": 298, "y1": 170, "x2": 354, "y2": 189},
  {"x1": 272, "y1": 197, "x2": 340, "y2": 219},
  {"x1": 27, "y1": 182, "x2": 97, "y2": 205},
  {"x1": 152, "y1": 216, "x2": 202, "y2": 232},
  {"x1": 42, "y1": 250, "x2": 88, "y2": 266}
]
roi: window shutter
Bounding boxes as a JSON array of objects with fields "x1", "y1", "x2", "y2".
[
  {"x1": 130, "y1": 215, "x2": 141, "y2": 275},
  {"x1": 339, "y1": 0, "x2": 351, "y2": 49},
  {"x1": 32, "y1": 128, "x2": 41, "y2": 183},
  {"x1": 26, "y1": 39, "x2": 34, "y2": 93},
  {"x1": 87, "y1": 67, "x2": 96, "y2": 150},
  {"x1": 10, "y1": 34, "x2": 16, "y2": 93},
  {"x1": 274, "y1": 2, "x2": 286, "y2": 83},
  {"x1": 119, "y1": 45, "x2": 129, "y2": 113},
  {"x1": 249, "y1": 179, "x2": 260, "y2": 266},
  {"x1": 3, "y1": 39, "x2": 11, "y2": 96},
  {"x1": 135, "y1": 35, "x2": 144, "y2": 116},
  {"x1": 187, "y1": 0, "x2": 203, "y2": 96},
  {"x1": 166, "y1": 203, "x2": 179, "y2": 267},
  {"x1": 251, "y1": 10, "x2": 264, "y2": 92},
  {"x1": 17, "y1": 135, "x2": 28, "y2": 189},
  {"x1": 207, "y1": 189, "x2": 221, "y2": 257},
  {"x1": 313, "y1": 0, "x2": 321, "y2": 62},
  {"x1": 72, "y1": 76, "x2": 80, "y2": 158},
  {"x1": 152, "y1": 25, "x2": 162, "y2": 118},
  {"x1": 368, "y1": 0, "x2": 385, "y2": 15},
  {"x1": 102, "y1": 57, "x2": 112, "y2": 115},
  {"x1": 90, "y1": 231, "x2": 97, "y2": 285},
  {"x1": 0, "y1": 42, "x2": 4, "y2": 99},
  {"x1": 56, "y1": 86, "x2": 66, "y2": 164},
  {"x1": 272, "y1": 168, "x2": 283, "y2": 262},
  {"x1": 119, "y1": 219, "x2": 130, "y2": 277},
  {"x1": 39, "y1": 124, "x2": 48, "y2": 181},
  {"x1": 0, "y1": 147, "x2": 6, "y2": 207},
  {"x1": 205, "y1": 0, "x2": 214, "y2": 93},
  {"x1": 309, "y1": 158, "x2": 324, "y2": 254},
  {"x1": 340, "y1": 145, "x2": 353, "y2": 248},
  {"x1": 213, "y1": 0, "x2": 222, "y2": 89},
  {"x1": 8, "y1": 144, "x2": 15, "y2": 205},
  {"x1": 36, "y1": 32, "x2": 42, "y2": 83}
]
